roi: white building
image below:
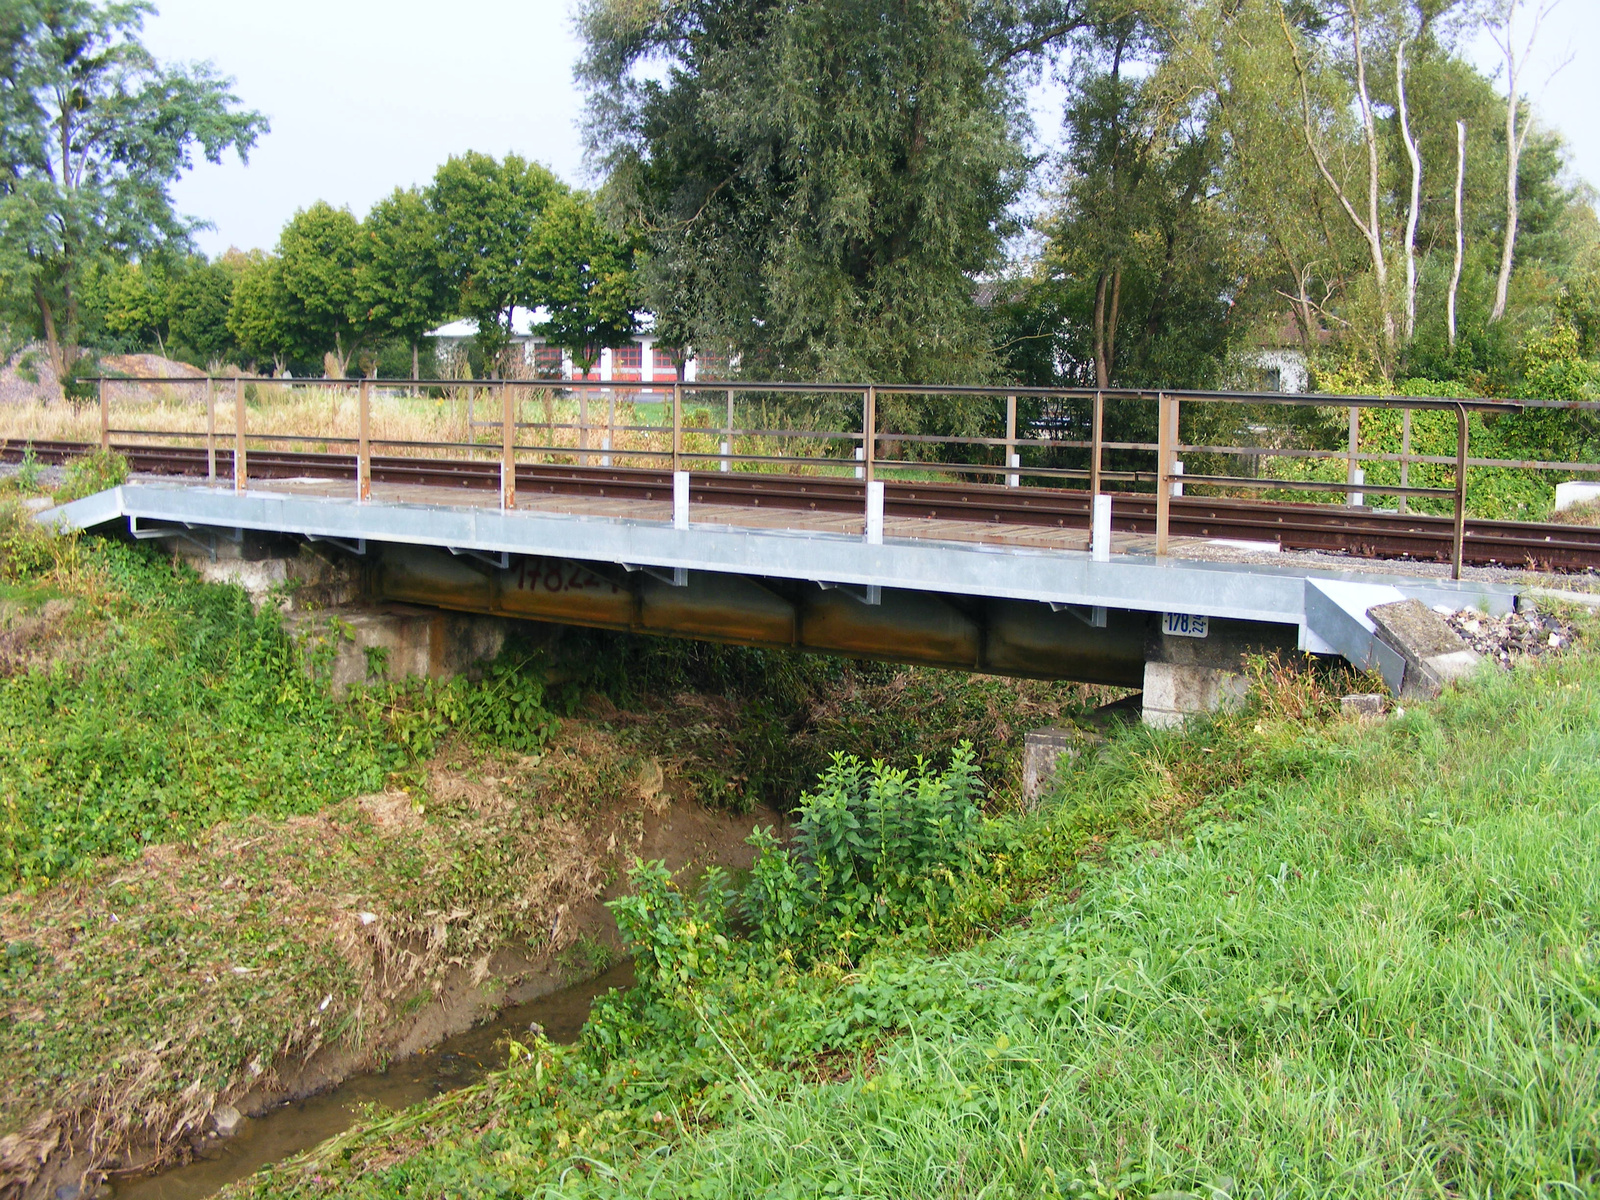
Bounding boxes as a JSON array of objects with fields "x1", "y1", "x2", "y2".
[{"x1": 426, "y1": 307, "x2": 717, "y2": 384}]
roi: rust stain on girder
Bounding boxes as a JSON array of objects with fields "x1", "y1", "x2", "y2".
[{"x1": 368, "y1": 545, "x2": 1146, "y2": 686}]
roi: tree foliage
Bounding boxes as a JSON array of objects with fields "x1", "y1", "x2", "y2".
[
  {"x1": 0, "y1": 0, "x2": 265, "y2": 391},
  {"x1": 578, "y1": 0, "x2": 1046, "y2": 386},
  {"x1": 527, "y1": 190, "x2": 637, "y2": 374},
  {"x1": 427, "y1": 151, "x2": 564, "y2": 372}
]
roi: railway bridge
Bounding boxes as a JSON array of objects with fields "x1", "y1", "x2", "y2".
[{"x1": 25, "y1": 375, "x2": 1596, "y2": 724}]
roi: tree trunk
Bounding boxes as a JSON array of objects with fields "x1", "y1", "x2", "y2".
[
  {"x1": 1092, "y1": 272, "x2": 1110, "y2": 390},
  {"x1": 412, "y1": 341, "x2": 419, "y2": 381},
  {"x1": 1449, "y1": 120, "x2": 1467, "y2": 349},
  {"x1": 1397, "y1": 40, "x2": 1422, "y2": 342},
  {"x1": 1493, "y1": 95, "x2": 1521, "y2": 323},
  {"x1": 1348, "y1": 3, "x2": 1394, "y2": 352},
  {"x1": 1491, "y1": 0, "x2": 1543, "y2": 323},
  {"x1": 1107, "y1": 268, "x2": 1122, "y2": 380},
  {"x1": 33, "y1": 284, "x2": 67, "y2": 402}
]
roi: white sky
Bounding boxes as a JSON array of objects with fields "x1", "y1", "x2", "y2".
[{"x1": 145, "y1": 0, "x2": 1600, "y2": 258}]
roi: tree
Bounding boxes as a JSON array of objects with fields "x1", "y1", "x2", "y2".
[
  {"x1": 1486, "y1": 0, "x2": 1557, "y2": 323},
  {"x1": 166, "y1": 257, "x2": 238, "y2": 366},
  {"x1": 579, "y1": 0, "x2": 1038, "y2": 390},
  {"x1": 226, "y1": 250, "x2": 296, "y2": 373},
  {"x1": 0, "y1": 0, "x2": 265, "y2": 394},
  {"x1": 275, "y1": 202, "x2": 371, "y2": 377},
  {"x1": 360, "y1": 187, "x2": 450, "y2": 379},
  {"x1": 1032, "y1": 5, "x2": 1241, "y2": 391},
  {"x1": 527, "y1": 191, "x2": 637, "y2": 375},
  {"x1": 427, "y1": 152, "x2": 564, "y2": 374},
  {"x1": 95, "y1": 258, "x2": 171, "y2": 352}
]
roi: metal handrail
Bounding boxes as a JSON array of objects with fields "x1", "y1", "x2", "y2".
[{"x1": 78, "y1": 374, "x2": 1600, "y2": 580}]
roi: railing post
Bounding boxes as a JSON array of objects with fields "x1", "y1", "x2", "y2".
[
  {"x1": 357, "y1": 377, "x2": 371, "y2": 502},
  {"x1": 863, "y1": 386, "x2": 876, "y2": 483},
  {"x1": 206, "y1": 376, "x2": 216, "y2": 484},
  {"x1": 721, "y1": 388, "x2": 734, "y2": 473},
  {"x1": 1090, "y1": 390, "x2": 1104, "y2": 500},
  {"x1": 233, "y1": 374, "x2": 246, "y2": 493},
  {"x1": 1452, "y1": 405, "x2": 1469, "y2": 580},
  {"x1": 579, "y1": 385, "x2": 590, "y2": 466},
  {"x1": 98, "y1": 377, "x2": 109, "y2": 451},
  {"x1": 671, "y1": 381, "x2": 683, "y2": 475},
  {"x1": 1155, "y1": 391, "x2": 1176, "y2": 556},
  {"x1": 1005, "y1": 393, "x2": 1018, "y2": 487},
  {"x1": 603, "y1": 391, "x2": 615, "y2": 469},
  {"x1": 1346, "y1": 404, "x2": 1360, "y2": 498},
  {"x1": 1399, "y1": 408, "x2": 1412, "y2": 515},
  {"x1": 502, "y1": 380, "x2": 516, "y2": 511}
]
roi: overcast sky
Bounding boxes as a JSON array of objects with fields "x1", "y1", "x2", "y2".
[{"x1": 145, "y1": 0, "x2": 1600, "y2": 258}]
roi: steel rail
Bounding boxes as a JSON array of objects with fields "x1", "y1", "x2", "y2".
[{"x1": 9, "y1": 438, "x2": 1600, "y2": 572}]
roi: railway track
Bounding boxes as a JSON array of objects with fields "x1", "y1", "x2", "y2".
[{"x1": 8, "y1": 438, "x2": 1600, "y2": 573}]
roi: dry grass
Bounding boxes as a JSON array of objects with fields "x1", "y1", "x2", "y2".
[
  {"x1": 0, "y1": 382, "x2": 878, "y2": 479},
  {"x1": 1548, "y1": 497, "x2": 1600, "y2": 526}
]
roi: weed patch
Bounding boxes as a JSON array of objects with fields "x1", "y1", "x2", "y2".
[{"x1": 236, "y1": 634, "x2": 1600, "y2": 1200}]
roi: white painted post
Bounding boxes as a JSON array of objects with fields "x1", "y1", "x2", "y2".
[
  {"x1": 1091, "y1": 494, "x2": 1112, "y2": 562},
  {"x1": 1171, "y1": 460, "x2": 1184, "y2": 498},
  {"x1": 673, "y1": 470, "x2": 689, "y2": 530},
  {"x1": 865, "y1": 480, "x2": 885, "y2": 545},
  {"x1": 1348, "y1": 467, "x2": 1366, "y2": 508},
  {"x1": 1005, "y1": 394, "x2": 1017, "y2": 488},
  {"x1": 854, "y1": 446, "x2": 865, "y2": 480}
]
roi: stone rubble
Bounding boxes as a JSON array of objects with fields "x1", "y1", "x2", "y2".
[{"x1": 1441, "y1": 604, "x2": 1576, "y2": 668}]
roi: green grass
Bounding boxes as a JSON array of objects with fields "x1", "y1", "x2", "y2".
[
  {"x1": 0, "y1": 538, "x2": 402, "y2": 884},
  {"x1": 239, "y1": 641, "x2": 1600, "y2": 1199}
]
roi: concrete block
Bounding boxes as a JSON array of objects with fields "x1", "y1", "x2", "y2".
[
  {"x1": 1340, "y1": 692, "x2": 1386, "y2": 720},
  {"x1": 1366, "y1": 598, "x2": 1480, "y2": 699},
  {"x1": 170, "y1": 536, "x2": 361, "y2": 610},
  {"x1": 1140, "y1": 616, "x2": 1297, "y2": 727},
  {"x1": 1554, "y1": 480, "x2": 1600, "y2": 512},
  {"x1": 1021, "y1": 726, "x2": 1100, "y2": 805},
  {"x1": 1141, "y1": 661, "x2": 1249, "y2": 728},
  {"x1": 286, "y1": 605, "x2": 508, "y2": 696}
]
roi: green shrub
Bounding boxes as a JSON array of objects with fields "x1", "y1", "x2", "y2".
[
  {"x1": 605, "y1": 745, "x2": 986, "y2": 1031},
  {"x1": 743, "y1": 746, "x2": 984, "y2": 959},
  {"x1": 56, "y1": 449, "x2": 128, "y2": 503}
]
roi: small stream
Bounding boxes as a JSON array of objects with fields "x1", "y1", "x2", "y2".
[{"x1": 113, "y1": 960, "x2": 635, "y2": 1200}]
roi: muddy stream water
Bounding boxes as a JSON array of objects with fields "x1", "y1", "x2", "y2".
[{"x1": 113, "y1": 961, "x2": 635, "y2": 1200}]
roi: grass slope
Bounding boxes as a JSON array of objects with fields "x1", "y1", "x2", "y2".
[
  {"x1": 242, "y1": 641, "x2": 1600, "y2": 1199},
  {"x1": 0, "y1": 507, "x2": 1112, "y2": 1189}
]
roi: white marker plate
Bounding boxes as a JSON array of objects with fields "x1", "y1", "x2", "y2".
[{"x1": 1162, "y1": 612, "x2": 1209, "y2": 638}]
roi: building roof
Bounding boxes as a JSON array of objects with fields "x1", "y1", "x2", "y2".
[
  {"x1": 427, "y1": 307, "x2": 659, "y2": 340},
  {"x1": 428, "y1": 307, "x2": 550, "y2": 339}
]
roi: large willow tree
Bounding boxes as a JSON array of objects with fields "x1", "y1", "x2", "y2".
[{"x1": 578, "y1": 0, "x2": 1098, "y2": 388}]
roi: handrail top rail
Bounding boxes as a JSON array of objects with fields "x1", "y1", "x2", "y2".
[{"x1": 79, "y1": 375, "x2": 1597, "y2": 414}]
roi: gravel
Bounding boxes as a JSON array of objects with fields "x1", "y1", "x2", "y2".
[{"x1": 1442, "y1": 604, "x2": 1577, "y2": 667}]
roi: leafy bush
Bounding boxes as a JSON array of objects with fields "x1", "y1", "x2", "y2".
[
  {"x1": 10, "y1": 447, "x2": 44, "y2": 494},
  {"x1": 743, "y1": 747, "x2": 984, "y2": 959},
  {"x1": 56, "y1": 449, "x2": 128, "y2": 502},
  {"x1": 604, "y1": 745, "x2": 985, "y2": 1034},
  {"x1": 0, "y1": 500, "x2": 65, "y2": 581},
  {"x1": 374, "y1": 656, "x2": 559, "y2": 760}
]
